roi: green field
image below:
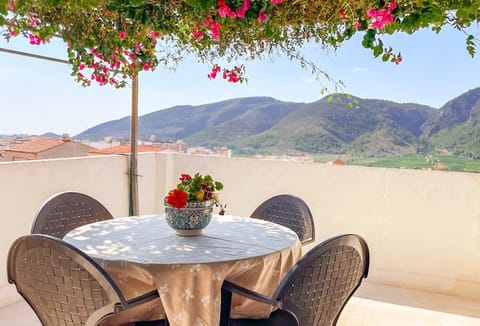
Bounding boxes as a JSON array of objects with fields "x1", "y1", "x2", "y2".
[{"x1": 313, "y1": 154, "x2": 480, "y2": 173}]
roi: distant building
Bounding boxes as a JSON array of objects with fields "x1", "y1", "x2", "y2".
[
  {"x1": 153, "y1": 140, "x2": 187, "y2": 153},
  {"x1": 254, "y1": 154, "x2": 314, "y2": 163},
  {"x1": 171, "y1": 140, "x2": 187, "y2": 153},
  {"x1": 188, "y1": 147, "x2": 213, "y2": 156},
  {"x1": 3, "y1": 135, "x2": 95, "y2": 161},
  {"x1": 217, "y1": 147, "x2": 232, "y2": 157},
  {"x1": 88, "y1": 144, "x2": 167, "y2": 155}
]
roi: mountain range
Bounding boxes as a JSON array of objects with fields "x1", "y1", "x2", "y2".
[{"x1": 75, "y1": 88, "x2": 480, "y2": 158}]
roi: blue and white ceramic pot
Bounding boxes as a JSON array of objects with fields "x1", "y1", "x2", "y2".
[{"x1": 164, "y1": 198, "x2": 214, "y2": 236}]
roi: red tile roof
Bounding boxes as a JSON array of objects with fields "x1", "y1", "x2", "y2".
[
  {"x1": 5, "y1": 138, "x2": 67, "y2": 154},
  {"x1": 88, "y1": 144, "x2": 167, "y2": 155}
]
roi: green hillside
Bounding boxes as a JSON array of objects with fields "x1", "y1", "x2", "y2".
[{"x1": 74, "y1": 88, "x2": 480, "y2": 159}]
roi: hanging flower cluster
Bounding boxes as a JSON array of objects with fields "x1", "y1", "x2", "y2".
[
  {"x1": 367, "y1": 0, "x2": 396, "y2": 30},
  {"x1": 339, "y1": 0, "x2": 402, "y2": 65},
  {"x1": 207, "y1": 64, "x2": 245, "y2": 83},
  {"x1": 71, "y1": 33, "x2": 159, "y2": 87},
  {"x1": 1, "y1": 0, "x2": 479, "y2": 89},
  {"x1": 190, "y1": 0, "x2": 283, "y2": 84}
]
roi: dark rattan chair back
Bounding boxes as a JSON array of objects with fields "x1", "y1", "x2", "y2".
[
  {"x1": 7, "y1": 234, "x2": 160, "y2": 326},
  {"x1": 221, "y1": 234, "x2": 369, "y2": 326},
  {"x1": 250, "y1": 194, "x2": 315, "y2": 244},
  {"x1": 31, "y1": 192, "x2": 113, "y2": 239},
  {"x1": 275, "y1": 234, "x2": 369, "y2": 325}
]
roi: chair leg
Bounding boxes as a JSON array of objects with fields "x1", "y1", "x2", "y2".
[{"x1": 220, "y1": 288, "x2": 232, "y2": 326}]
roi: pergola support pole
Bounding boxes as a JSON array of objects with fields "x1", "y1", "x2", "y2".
[{"x1": 129, "y1": 75, "x2": 139, "y2": 216}]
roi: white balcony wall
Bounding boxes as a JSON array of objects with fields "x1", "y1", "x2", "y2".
[
  {"x1": 170, "y1": 153, "x2": 480, "y2": 301},
  {"x1": 0, "y1": 155, "x2": 130, "y2": 306},
  {"x1": 0, "y1": 152, "x2": 479, "y2": 307}
]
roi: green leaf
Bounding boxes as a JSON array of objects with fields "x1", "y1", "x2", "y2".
[
  {"x1": 215, "y1": 182, "x2": 223, "y2": 191},
  {"x1": 373, "y1": 45, "x2": 383, "y2": 57}
]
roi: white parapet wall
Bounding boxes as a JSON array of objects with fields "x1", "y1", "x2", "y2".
[
  {"x1": 0, "y1": 152, "x2": 479, "y2": 306},
  {"x1": 0, "y1": 155, "x2": 131, "y2": 306},
  {"x1": 168, "y1": 153, "x2": 480, "y2": 300}
]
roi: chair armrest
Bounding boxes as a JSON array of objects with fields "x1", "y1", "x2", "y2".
[
  {"x1": 222, "y1": 280, "x2": 276, "y2": 306},
  {"x1": 124, "y1": 289, "x2": 160, "y2": 309},
  {"x1": 221, "y1": 280, "x2": 279, "y2": 326}
]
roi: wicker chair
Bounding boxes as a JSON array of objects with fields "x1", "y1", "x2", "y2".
[
  {"x1": 220, "y1": 234, "x2": 370, "y2": 326},
  {"x1": 31, "y1": 192, "x2": 114, "y2": 239},
  {"x1": 250, "y1": 194, "x2": 315, "y2": 244},
  {"x1": 7, "y1": 234, "x2": 167, "y2": 326}
]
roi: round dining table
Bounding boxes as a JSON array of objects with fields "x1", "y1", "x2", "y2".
[{"x1": 64, "y1": 214, "x2": 302, "y2": 326}]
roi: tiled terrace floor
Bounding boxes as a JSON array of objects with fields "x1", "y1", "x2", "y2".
[{"x1": 1, "y1": 283, "x2": 479, "y2": 325}]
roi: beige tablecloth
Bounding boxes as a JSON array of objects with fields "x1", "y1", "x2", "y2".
[{"x1": 65, "y1": 215, "x2": 302, "y2": 326}]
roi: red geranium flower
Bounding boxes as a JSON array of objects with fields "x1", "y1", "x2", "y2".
[
  {"x1": 167, "y1": 189, "x2": 188, "y2": 209},
  {"x1": 180, "y1": 173, "x2": 191, "y2": 181}
]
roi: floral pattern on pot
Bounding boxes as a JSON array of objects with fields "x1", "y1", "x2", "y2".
[{"x1": 165, "y1": 198, "x2": 214, "y2": 236}]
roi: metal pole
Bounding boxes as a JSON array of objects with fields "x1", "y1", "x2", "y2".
[
  {"x1": 129, "y1": 75, "x2": 139, "y2": 216},
  {"x1": 0, "y1": 46, "x2": 141, "y2": 216},
  {"x1": 0, "y1": 47, "x2": 69, "y2": 64}
]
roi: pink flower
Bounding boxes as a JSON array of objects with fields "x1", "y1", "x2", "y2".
[
  {"x1": 271, "y1": 0, "x2": 282, "y2": 3},
  {"x1": 237, "y1": 0, "x2": 250, "y2": 18},
  {"x1": 257, "y1": 9, "x2": 267, "y2": 22},
  {"x1": 210, "y1": 21, "x2": 221, "y2": 39},
  {"x1": 8, "y1": 29, "x2": 16, "y2": 36},
  {"x1": 354, "y1": 21, "x2": 361, "y2": 29},
  {"x1": 218, "y1": 5, "x2": 231, "y2": 18},
  {"x1": 118, "y1": 31, "x2": 126, "y2": 39},
  {"x1": 28, "y1": 34, "x2": 41, "y2": 45},
  {"x1": 367, "y1": 1, "x2": 395, "y2": 30},
  {"x1": 394, "y1": 54, "x2": 402, "y2": 65},
  {"x1": 389, "y1": 0, "x2": 397, "y2": 10},
  {"x1": 367, "y1": 8, "x2": 377, "y2": 18},
  {"x1": 147, "y1": 31, "x2": 161, "y2": 39},
  {"x1": 191, "y1": 29, "x2": 204, "y2": 40},
  {"x1": 91, "y1": 48, "x2": 103, "y2": 59},
  {"x1": 7, "y1": 1, "x2": 15, "y2": 10},
  {"x1": 227, "y1": 10, "x2": 236, "y2": 19},
  {"x1": 143, "y1": 62, "x2": 151, "y2": 71},
  {"x1": 338, "y1": 9, "x2": 345, "y2": 18},
  {"x1": 29, "y1": 16, "x2": 38, "y2": 27},
  {"x1": 208, "y1": 65, "x2": 221, "y2": 79},
  {"x1": 236, "y1": 7, "x2": 247, "y2": 18},
  {"x1": 79, "y1": 63, "x2": 86, "y2": 70},
  {"x1": 222, "y1": 67, "x2": 242, "y2": 83},
  {"x1": 218, "y1": 6, "x2": 228, "y2": 17}
]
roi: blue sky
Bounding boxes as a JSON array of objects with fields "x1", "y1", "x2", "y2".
[{"x1": 0, "y1": 26, "x2": 479, "y2": 136}]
